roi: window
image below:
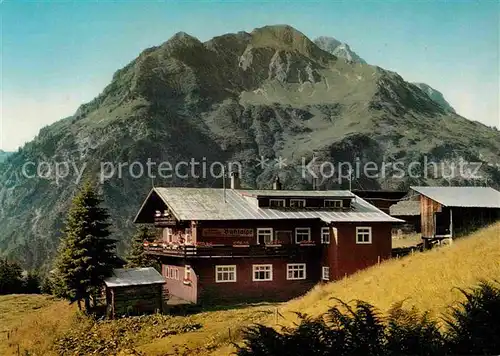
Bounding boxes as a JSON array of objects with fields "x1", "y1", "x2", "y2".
[
  {"x1": 324, "y1": 199, "x2": 343, "y2": 208},
  {"x1": 257, "y1": 228, "x2": 273, "y2": 244},
  {"x1": 269, "y1": 199, "x2": 286, "y2": 208},
  {"x1": 321, "y1": 227, "x2": 338, "y2": 244},
  {"x1": 184, "y1": 228, "x2": 192, "y2": 243},
  {"x1": 164, "y1": 228, "x2": 173, "y2": 243},
  {"x1": 356, "y1": 227, "x2": 372, "y2": 244},
  {"x1": 322, "y1": 266, "x2": 330, "y2": 281},
  {"x1": 321, "y1": 227, "x2": 330, "y2": 244},
  {"x1": 166, "y1": 266, "x2": 179, "y2": 280},
  {"x1": 295, "y1": 228, "x2": 311, "y2": 243},
  {"x1": 290, "y1": 199, "x2": 306, "y2": 208},
  {"x1": 215, "y1": 265, "x2": 237, "y2": 283},
  {"x1": 184, "y1": 265, "x2": 192, "y2": 281},
  {"x1": 287, "y1": 263, "x2": 306, "y2": 280},
  {"x1": 252, "y1": 264, "x2": 273, "y2": 281}
]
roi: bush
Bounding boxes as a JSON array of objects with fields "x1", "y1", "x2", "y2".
[
  {"x1": 0, "y1": 258, "x2": 23, "y2": 294},
  {"x1": 445, "y1": 281, "x2": 500, "y2": 355},
  {"x1": 236, "y1": 282, "x2": 500, "y2": 356}
]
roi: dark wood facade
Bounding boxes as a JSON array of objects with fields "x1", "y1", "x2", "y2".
[
  {"x1": 135, "y1": 187, "x2": 399, "y2": 306},
  {"x1": 146, "y1": 219, "x2": 392, "y2": 305}
]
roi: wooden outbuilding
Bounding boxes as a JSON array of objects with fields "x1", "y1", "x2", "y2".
[
  {"x1": 399, "y1": 186, "x2": 500, "y2": 244},
  {"x1": 104, "y1": 267, "x2": 166, "y2": 317}
]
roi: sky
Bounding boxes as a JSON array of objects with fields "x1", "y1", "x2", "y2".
[{"x1": 1, "y1": 0, "x2": 499, "y2": 151}]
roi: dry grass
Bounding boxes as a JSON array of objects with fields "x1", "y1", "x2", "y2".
[
  {"x1": 0, "y1": 294, "x2": 78, "y2": 355},
  {"x1": 1, "y1": 223, "x2": 499, "y2": 355},
  {"x1": 279, "y1": 223, "x2": 500, "y2": 324},
  {"x1": 391, "y1": 233, "x2": 422, "y2": 248}
]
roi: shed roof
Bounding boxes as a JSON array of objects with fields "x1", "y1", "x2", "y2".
[
  {"x1": 410, "y1": 186, "x2": 500, "y2": 208},
  {"x1": 139, "y1": 187, "x2": 403, "y2": 223},
  {"x1": 104, "y1": 267, "x2": 166, "y2": 288}
]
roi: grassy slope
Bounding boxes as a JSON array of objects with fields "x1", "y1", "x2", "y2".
[{"x1": 1, "y1": 223, "x2": 499, "y2": 355}]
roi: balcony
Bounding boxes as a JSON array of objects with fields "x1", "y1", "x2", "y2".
[{"x1": 143, "y1": 241, "x2": 321, "y2": 258}]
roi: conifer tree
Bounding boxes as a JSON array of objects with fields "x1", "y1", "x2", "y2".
[
  {"x1": 54, "y1": 181, "x2": 119, "y2": 312},
  {"x1": 126, "y1": 225, "x2": 157, "y2": 268}
]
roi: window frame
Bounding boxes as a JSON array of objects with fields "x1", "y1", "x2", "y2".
[
  {"x1": 269, "y1": 199, "x2": 286, "y2": 208},
  {"x1": 184, "y1": 265, "x2": 192, "y2": 281},
  {"x1": 290, "y1": 199, "x2": 306, "y2": 208},
  {"x1": 356, "y1": 227, "x2": 372, "y2": 244},
  {"x1": 295, "y1": 227, "x2": 311, "y2": 243},
  {"x1": 164, "y1": 227, "x2": 173, "y2": 243},
  {"x1": 252, "y1": 264, "x2": 273, "y2": 282},
  {"x1": 257, "y1": 228, "x2": 274, "y2": 244},
  {"x1": 322, "y1": 266, "x2": 330, "y2": 281},
  {"x1": 324, "y1": 199, "x2": 343, "y2": 208},
  {"x1": 321, "y1": 227, "x2": 330, "y2": 244},
  {"x1": 286, "y1": 263, "x2": 307, "y2": 280},
  {"x1": 215, "y1": 265, "x2": 237, "y2": 283}
]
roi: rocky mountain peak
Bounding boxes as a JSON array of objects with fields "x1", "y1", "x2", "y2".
[
  {"x1": 314, "y1": 36, "x2": 342, "y2": 53},
  {"x1": 314, "y1": 36, "x2": 366, "y2": 64},
  {"x1": 249, "y1": 25, "x2": 335, "y2": 62},
  {"x1": 412, "y1": 83, "x2": 456, "y2": 113}
]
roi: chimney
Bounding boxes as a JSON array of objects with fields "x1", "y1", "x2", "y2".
[
  {"x1": 230, "y1": 171, "x2": 241, "y2": 189},
  {"x1": 273, "y1": 176, "x2": 282, "y2": 190}
]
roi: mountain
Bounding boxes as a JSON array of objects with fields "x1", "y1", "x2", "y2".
[
  {"x1": 412, "y1": 82, "x2": 456, "y2": 113},
  {"x1": 314, "y1": 36, "x2": 367, "y2": 64},
  {"x1": 314, "y1": 37, "x2": 456, "y2": 113},
  {"x1": 0, "y1": 150, "x2": 13, "y2": 163},
  {"x1": 1, "y1": 24, "x2": 499, "y2": 269}
]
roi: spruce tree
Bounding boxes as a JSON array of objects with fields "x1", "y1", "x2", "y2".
[
  {"x1": 54, "y1": 181, "x2": 119, "y2": 311},
  {"x1": 0, "y1": 258, "x2": 23, "y2": 294},
  {"x1": 126, "y1": 225, "x2": 157, "y2": 268}
]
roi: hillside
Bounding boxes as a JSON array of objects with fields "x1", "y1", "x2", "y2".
[
  {"x1": 1, "y1": 24, "x2": 500, "y2": 269},
  {"x1": 1, "y1": 223, "x2": 499, "y2": 355},
  {"x1": 413, "y1": 82, "x2": 456, "y2": 113},
  {"x1": 313, "y1": 36, "x2": 456, "y2": 113},
  {"x1": 0, "y1": 150, "x2": 13, "y2": 163}
]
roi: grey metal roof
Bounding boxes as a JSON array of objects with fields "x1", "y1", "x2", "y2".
[
  {"x1": 411, "y1": 186, "x2": 500, "y2": 208},
  {"x1": 239, "y1": 190, "x2": 356, "y2": 198},
  {"x1": 104, "y1": 267, "x2": 166, "y2": 288},
  {"x1": 389, "y1": 200, "x2": 421, "y2": 216},
  {"x1": 151, "y1": 187, "x2": 403, "y2": 223}
]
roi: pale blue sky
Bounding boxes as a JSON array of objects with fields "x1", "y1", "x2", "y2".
[{"x1": 1, "y1": 0, "x2": 499, "y2": 150}]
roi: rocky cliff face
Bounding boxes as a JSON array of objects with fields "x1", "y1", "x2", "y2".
[
  {"x1": 314, "y1": 36, "x2": 456, "y2": 113},
  {"x1": 412, "y1": 82, "x2": 456, "y2": 113},
  {"x1": 1, "y1": 25, "x2": 499, "y2": 269}
]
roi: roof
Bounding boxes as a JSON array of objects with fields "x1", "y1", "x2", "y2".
[
  {"x1": 104, "y1": 267, "x2": 166, "y2": 288},
  {"x1": 141, "y1": 187, "x2": 403, "y2": 223},
  {"x1": 239, "y1": 190, "x2": 355, "y2": 198},
  {"x1": 389, "y1": 200, "x2": 420, "y2": 216},
  {"x1": 410, "y1": 186, "x2": 500, "y2": 208}
]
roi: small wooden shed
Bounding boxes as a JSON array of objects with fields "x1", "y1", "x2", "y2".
[
  {"x1": 409, "y1": 186, "x2": 500, "y2": 240},
  {"x1": 104, "y1": 267, "x2": 166, "y2": 318}
]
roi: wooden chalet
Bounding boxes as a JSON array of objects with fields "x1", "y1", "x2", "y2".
[
  {"x1": 134, "y1": 174, "x2": 403, "y2": 305},
  {"x1": 391, "y1": 186, "x2": 500, "y2": 242},
  {"x1": 104, "y1": 267, "x2": 166, "y2": 317}
]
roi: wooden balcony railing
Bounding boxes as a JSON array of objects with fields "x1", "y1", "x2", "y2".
[
  {"x1": 143, "y1": 242, "x2": 321, "y2": 258},
  {"x1": 154, "y1": 216, "x2": 179, "y2": 227}
]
